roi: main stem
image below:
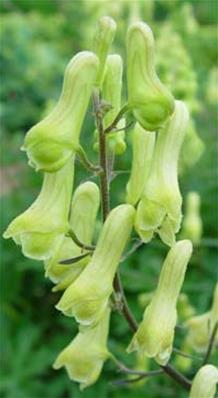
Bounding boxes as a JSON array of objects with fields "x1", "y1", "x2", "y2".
[
  {"x1": 93, "y1": 89, "x2": 138, "y2": 332},
  {"x1": 93, "y1": 90, "x2": 191, "y2": 392},
  {"x1": 93, "y1": 90, "x2": 109, "y2": 220}
]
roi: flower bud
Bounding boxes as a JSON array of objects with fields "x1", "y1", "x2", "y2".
[
  {"x1": 179, "y1": 119, "x2": 205, "y2": 171},
  {"x1": 56, "y1": 204, "x2": 135, "y2": 326},
  {"x1": 135, "y1": 100, "x2": 189, "y2": 246},
  {"x1": 127, "y1": 21, "x2": 174, "y2": 131},
  {"x1": 185, "y1": 283, "x2": 218, "y2": 352},
  {"x1": 45, "y1": 181, "x2": 100, "y2": 291},
  {"x1": 126, "y1": 123, "x2": 156, "y2": 205},
  {"x1": 190, "y1": 365, "x2": 218, "y2": 398},
  {"x1": 93, "y1": 16, "x2": 116, "y2": 87},
  {"x1": 103, "y1": 54, "x2": 126, "y2": 155},
  {"x1": 127, "y1": 240, "x2": 193, "y2": 365},
  {"x1": 181, "y1": 192, "x2": 202, "y2": 245},
  {"x1": 3, "y1": 158, "x2": 74, "y2": 260},
  {"x1": 22, "y1": 52, "x2": 99, "y2": 172},
  {"x1": 53, "y1": 306, "x2": 111, "y2": 389}
]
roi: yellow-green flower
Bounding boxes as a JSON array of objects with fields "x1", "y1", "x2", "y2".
[
  {"x1": 181, "y1": 192, "x2": 202, "y2": 245},
  {"x1": 135, "y1": 100, "x2": 189, "y2": 246},
  {"x1": 184, "y1": 283, "x2": 218, "y2": 353},
  {"x1": 127, "y1": 240, "x2": 193, "y2": 365},
  {"x1": 93, "y1": 16, "x2": 116, "y2": 87},
  {"x1": 126, "y1": 123, "x2": 156, "y2": 205},
  {"x1": 103, "y1": 54, "x2": 126, "y2": 155},
  {"x1": 22, "y1": 52, "x2": 99, "y2": 172},
  {"x1": 53, "y1": 306, "x2": 111, "y2": 390},
  {"x1": 45, "y1": 181, "x2": 100, "y2": 291},
  {"x1": 190, "y1": 365, "x2": 218, "y2": 398},
  {"x1": 56, "y1": 204, "x2": 135, "y2": 326},
  {"x1": 127, "y1": 21, "x2": 174, "y2": 131},
  {"x1": 3, "y1": 158, "x2": 74, "y2": 260}
]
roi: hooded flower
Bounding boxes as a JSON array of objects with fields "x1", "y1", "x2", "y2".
[
  {"x1": 93, "y1": 54, "x2": 126, "y2": 155},
  {"x1": 53, "y1": 306, "x2": 111, "y2": 390},
  {"x1": 184, "y1": 283, "x2": 218, "y2": 353},
  {"x1": 189, "y1": 365, "x2": 218, "y2": 398},
  {"x1": 127, "y1": 21, "x2": 174, "y2": 131},
  {"x1": 135, "y1": 100, "x2": 189, "y2": 246},
  {"x1": 93, "y1": 16, "x2": 116, "y2": 87},
  {"x1": 22, "y1": 51, "x2": 99, "y2": 172},
  {"x1": 181, "y1": 191, "x2": 202, "y2": 245},
  {"x1": 127, "y1": 240, "x2": 193, "y2": 365},
  {"x1": 45, "y1": 181, "x2": 100, "y2": 291},
  {"x1": 103, "y1": 54, "x2": 126, "y2": 155},
  {"x1": 56, "y1": 204, "x2": 135, "y2": 326},
  {"x1": 126, "y1": 122, "x2": 156, "y2": 205},
  {"x1": 3, "y1": 157, "x2": 74, "y2": 260}
]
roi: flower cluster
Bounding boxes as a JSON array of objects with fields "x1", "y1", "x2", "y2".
[{"x1": 4, "y1": 15, "x2": 217, "y2": 397}]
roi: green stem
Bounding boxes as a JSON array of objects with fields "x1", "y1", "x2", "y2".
[
  {"x1": 93, "y1": 89, "x2": 110, "y2": 220},
  {"x1": 67, "y1": 229, "x2": 95, "y2": 251},
  {"x1": 104, "y1": 103, "x2": 130, "y2": 134},
  {"x1": 76, "y1": 146, "x2": 102, "y2": 173},
  {"x1": 202, "y1": 321, "x2": 218, "y2": 365},
  {"x1": 93, "y1": 90, "x2": 137, "y2": 332}
]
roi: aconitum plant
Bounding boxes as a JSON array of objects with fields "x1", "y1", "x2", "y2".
[{"x1": 3, "y1": 16, "x2": 218, "y2": 396}]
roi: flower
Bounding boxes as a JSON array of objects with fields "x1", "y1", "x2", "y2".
[
  {"x1": 189, "y1": 365, "x2": 218, "y2": 398},
  {"x1": 93, "y1": 16, "x2": 116, "y2": 87},
  {"x1": 103, "y1": 54, "x2": 126, "y2": 155},
  {"x1": 22, "y1": 52, "x2": 99, "y2": 172},
  {"x1": 56, "y1": 204, "x2": 135, "y2": 326},
  {"x1": 184, "y1": 283, "x2": 218, "y2": 353},
  {"x1": 53, "y1": 306, "x2": 111, "y2": 390},
  {"x1": 135, "y1": 100, "x2": 189, "y2": 246},
  {"x1": 126, "y1": 122, "x2": 156, "y2": 205},
  {"x1": 3, "y1": 157, "x2": 74, "y2": 260},
  {"x1": 181, "y1": 192, "x2": 202, "y2": 245},
  {"x1": 45, "y1": 181, "x2": 100, "y2": 291},
  {"x1": 127, "y1": 21, "x2": 174, "y2": 131},
  {"x1": 127, "y1": 240, "x2": 193, "y2": 365}
]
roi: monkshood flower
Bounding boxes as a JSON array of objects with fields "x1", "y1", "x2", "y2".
[
  {"x1": 93, "y1": 16, "x2": 116, "y2": 87},
  {"x1": 3, "y1": 157, "x2": 74, "y2": 260},
  {"x1": 45, "y1": 181, "x2": 100, "y2": 291},
  {"x1": 127, "y1": 240, "x2": 193, "y2": 365},
  {"x1": 127, "y1": 21, "x2": 174, "y2": 131},
  {"x1": 135, "y1": 100, "x2": 189, "y2": 246},
  {"x1": 22, "y1": 52, "x2": 99, "y2": 172},
  {"x1": 93, "y1": 54, "x2": 126, "y2": 154},
  {"x1": 126, "y1": 122, "x2": 156, "y2": 205},
  {"x1": 56, "y1": 204, "x2": 135, "y2": 326},
  {"x1": 103, "y1": 54, "x2": 126, "y2": 155},
  {"x1": 53, "y1": 306, "x2": 111, "y2": 390},
  {"x1": 189, "y1": 365, "x2": 218, "y2": 398},
  {"x1": 184, "y1": 283, "x2": 218, "y2": 352},
  {"x1": 181, "y1": 192, "x2": 202, "y2": 245}
]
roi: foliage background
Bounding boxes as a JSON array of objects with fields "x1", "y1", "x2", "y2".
[{"x1": 0, "y1": 0, "x2": 217, "y2": 397}]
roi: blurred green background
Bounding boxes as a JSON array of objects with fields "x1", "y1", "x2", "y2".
[{"x1": 0, "y1": 0, "x2": 217, "y2": 397}]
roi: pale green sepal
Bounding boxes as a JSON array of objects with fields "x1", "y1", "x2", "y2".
[
  {"x1": 127, "y1": 240, "x2": 193, "y2": 365},
  {"x1": 184, "y1": 283, "x2": 218, "y2": 352},
  {"x1": 181, "y1": 192, "x2": 202, "y2": 245},
  {"x1": 45, "y1": 181, "x2": 100, "y2": 290},
  {"x1": 93, "y1": 16, "x2": 117, "y2": 87},
  {"x1": 22, "y1": 52, "x2": 99, "y2": 172},
  {"x1": 135, "y1": 100, "x2": 189, "y2": 246},
  {"x1": 53, "y1": 307, "x2": 111, "y2": 389},
  {"x1": 189, "y1": 365, "x2": 218, "y2": 398},
  {"x1": 56, "y1": 204, "x2": 135, "y2": 326},
  {"x1": 126, "y1": 123, "x2": 156, "y2": 205},
  {"x1": 3, "y1": 157, "x2": 74, "y2": 260},
  {"x1": 127, "y1": 21, "x2": 174, "y2": 131}
]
